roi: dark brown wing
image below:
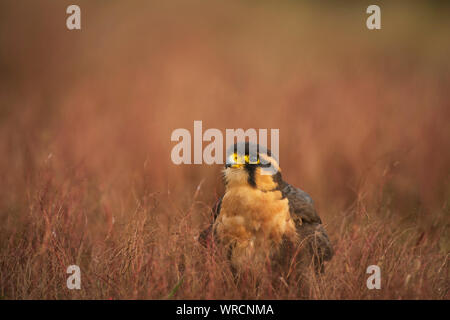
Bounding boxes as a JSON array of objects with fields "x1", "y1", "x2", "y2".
[
  {"x1": 198, "y1": 196, "x2": 222, "y2": 247},
  {"x1": 279, "y1": 181, "x2": 334, "y2": 271}
]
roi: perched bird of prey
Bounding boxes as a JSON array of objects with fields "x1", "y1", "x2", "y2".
[{"x1": 200, "y1": 142, "x2": 333, "y2": 275}]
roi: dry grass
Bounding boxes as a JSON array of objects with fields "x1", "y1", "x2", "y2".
[{"x1": 0, "y1": 1, "x2": 449, "y2": 299}]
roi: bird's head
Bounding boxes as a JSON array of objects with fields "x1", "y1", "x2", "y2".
[{"x1": 223, "y1": 142, "x2": 281, "y2": 191}]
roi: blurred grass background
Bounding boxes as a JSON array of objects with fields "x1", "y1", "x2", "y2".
[{"x1": 0, "y1": 0, "x2": 449, "y2": 299}]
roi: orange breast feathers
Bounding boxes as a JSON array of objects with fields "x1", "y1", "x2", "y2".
[{"x1": 213, "y1": 185, "x2": 296, "y2": 267}]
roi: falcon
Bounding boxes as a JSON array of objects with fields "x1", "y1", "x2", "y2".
[{"x1": 200, "y1": 142, "x2": 333, "y2": 274}]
